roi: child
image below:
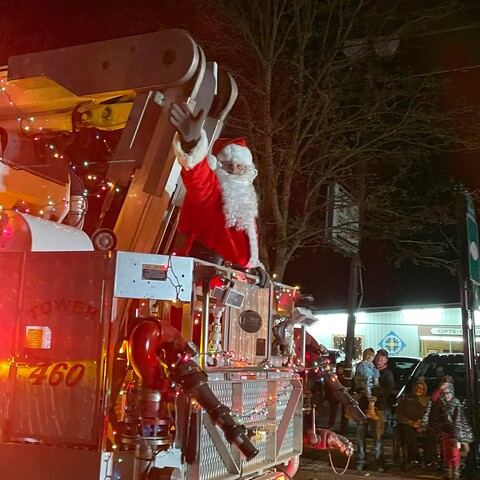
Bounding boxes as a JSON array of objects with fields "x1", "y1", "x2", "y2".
[
  {"x1": 354, "y1": 347, "x2": 380, "y2": 420},
  {"x1": 437, "y1": 382, "x2": 473, "y2": 480},
  {"x1": 421, "y1": 375, "x2": 454, "y2": 468}
]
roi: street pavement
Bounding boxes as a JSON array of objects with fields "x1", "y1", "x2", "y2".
[
  {"x1": 292, "y1": 408, "x2": 446, "y2": 480},
  {"x1": 294, "y1": 447, "x2": 443, "y2": 480},
  {"x1": 293, "y1": 398, "x2": 478, "y2": 479}
]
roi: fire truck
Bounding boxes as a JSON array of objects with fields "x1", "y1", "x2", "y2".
[{"x1": 0, "y1": 30, "x2": 361, "y2": 480}]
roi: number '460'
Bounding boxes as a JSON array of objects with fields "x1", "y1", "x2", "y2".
[{"x1": 28, "y1": 363, "x2": 85, "y2": 387}]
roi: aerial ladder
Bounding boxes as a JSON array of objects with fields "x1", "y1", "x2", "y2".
[{"x1": 0, "y1": 30, "x2": 362, "y2": 480}]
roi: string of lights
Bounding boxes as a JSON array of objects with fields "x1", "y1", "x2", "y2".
[
  {"x1": 0, "y1": 80, "x2": 123, "y2": 206},
  {"x1": 166, "y1": 255, "x2": 184, "y2": 302},
  {"x1": 238, "y1": 381, "x2": 294, "y2": 421}
]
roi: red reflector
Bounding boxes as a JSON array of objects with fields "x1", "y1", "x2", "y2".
[
  {"x1": 0, "y1": 213, "x2": 8, "y2": 229},
  {"x1": 1, "y1": 226, "x2": 12, "y2": 239}
]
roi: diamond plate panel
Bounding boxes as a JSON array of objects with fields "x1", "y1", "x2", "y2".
[{"x1": 194, "y1": 377, "x2": 302, "y2": 479}]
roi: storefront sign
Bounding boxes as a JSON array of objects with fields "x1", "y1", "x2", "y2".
[{"x1": 418, "y1": 326, "x2": 480, "y2": 336}]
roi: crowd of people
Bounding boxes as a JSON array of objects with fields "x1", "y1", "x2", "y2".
[
  {"x1": 299, "y1": 339, "x2": 475, "y2": 479},
  {"x1": 349, "y1": 347, "x2": 474, "y2": 480}
]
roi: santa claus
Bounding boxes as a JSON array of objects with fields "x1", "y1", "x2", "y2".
[{"x1": 169, "y1": 102, "x2": 261, "y2": 269}]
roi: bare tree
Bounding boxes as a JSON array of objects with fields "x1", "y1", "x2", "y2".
[{"x1": 204, "y1": 0, "x2": 480, "y2": 279}]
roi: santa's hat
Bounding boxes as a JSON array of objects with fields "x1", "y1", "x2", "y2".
[{"x1": 212, "y1": 137, "x2": 253, "y2": 166}]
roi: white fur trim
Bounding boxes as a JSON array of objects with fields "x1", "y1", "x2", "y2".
[
  {"x1": 246, "y1": 221, "x2": 261, "y2": 268},
  {"x1": 217, "y1": 144, "x2": 253, "y2": 166},
  {"x1": 172, "y1": 129, "x2": 209, "y2": 170},
  {"x1": 207, "y1": 154, "x2": 218, "y2": 171}
]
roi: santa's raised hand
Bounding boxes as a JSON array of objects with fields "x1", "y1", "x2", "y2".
[{"x1": 169, "y1": 102, "x2": 206, "y2": 150}]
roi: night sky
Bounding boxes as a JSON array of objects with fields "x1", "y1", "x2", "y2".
[
  {"x1": 1, "y1": 1, "x2": 479, "y2": 310},
  {"x1": 283, "y1": 245, "x2": 459, "y2": 311}
]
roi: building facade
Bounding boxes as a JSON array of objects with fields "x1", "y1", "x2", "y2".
[{"x1": 308, "y1": 304, "x2": 475, "y2": 359}]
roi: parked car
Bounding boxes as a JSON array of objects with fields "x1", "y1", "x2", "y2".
[
  {"x1": 387, "y1": 356, "x2": 421, "y2": 398},
  {"x1": 398, "y1": 352, "x2": 480, "y2": 403}
]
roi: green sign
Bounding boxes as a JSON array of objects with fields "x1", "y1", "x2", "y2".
[{"x1": 466, "y1": 194, "x2": 480, "y2": 285}]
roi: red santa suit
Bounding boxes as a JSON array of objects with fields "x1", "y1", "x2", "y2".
[{"x1": 172, "y1": 131, "x2": 260, "y2": 268}]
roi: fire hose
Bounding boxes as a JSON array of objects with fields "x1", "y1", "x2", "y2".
[
  {"x1": 128, "y1": 317, "x2": 259, "y2": 461},
  {"x1": 302, "y1": 364, "x2": 365, "y2": 475}
]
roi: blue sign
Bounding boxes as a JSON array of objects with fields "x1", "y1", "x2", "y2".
[{"x1": 379, "y1": 331, "x2": 406, "y2": 355}]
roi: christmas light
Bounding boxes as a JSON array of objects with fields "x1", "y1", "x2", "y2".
[
  {"x1": 243, "y1": 382, "x2": 293, "y2": 420},
  {"x1": 0, "y1": 88, "x2": 121, "y2": 213}
]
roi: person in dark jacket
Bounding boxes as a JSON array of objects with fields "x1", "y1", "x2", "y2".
[
  {"x1": 396, "y1": 379, "x2": 429, "y2": 464},
  {"x1": 355, "y1": 349, "x2": 395, "y2": 472}
]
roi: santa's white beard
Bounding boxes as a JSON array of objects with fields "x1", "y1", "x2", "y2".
[{"x1": 216, "y1": 167, "x2": 258, "y2": 231}]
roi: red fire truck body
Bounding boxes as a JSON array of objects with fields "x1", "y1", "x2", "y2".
[{"x1": 0, "y1": 30, "x2": 304, "y2": 480}]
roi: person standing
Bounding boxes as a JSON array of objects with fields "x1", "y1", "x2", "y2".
[
  {"x1": 436, "y1": 382, "x2": 473, "y2": 480},
  {"x1": 395, "y1": 379, "x2": 429, "y2": 464},
  {"x1": 294, "y1": 332, "x2": 328, "y2": 431},
  {"x1": 355, "y1": 348, "x2": 394, "y2": 472},
  {"x1": 324, "y1": 378, "x2": 341, "y2": 429}
]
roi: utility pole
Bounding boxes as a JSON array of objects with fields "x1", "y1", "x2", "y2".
[
  {"x1": 326, "y1": 181, "x2": 363, "y2": 434},
  {"x1": 340, "y1": 255, "x2": 362, "y2": 434}
]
